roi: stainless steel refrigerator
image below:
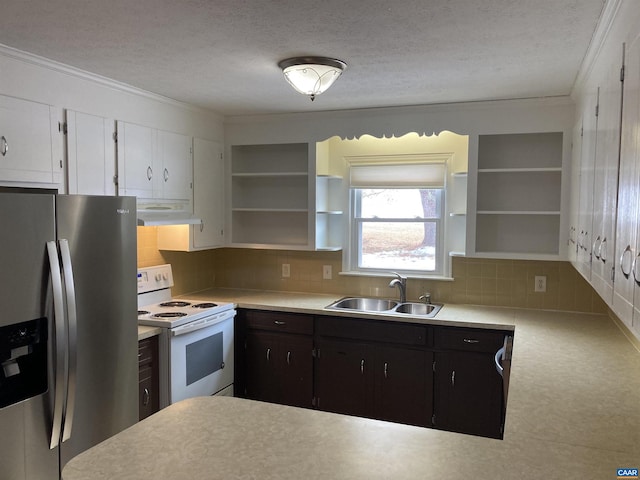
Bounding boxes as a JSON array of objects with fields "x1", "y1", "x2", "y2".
[{"x1": 0, "y1": 192, "x2": 138, "y2": 480}]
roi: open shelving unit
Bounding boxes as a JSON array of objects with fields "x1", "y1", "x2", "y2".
[
  {"x1": 230, "y1": 143, "x2": 311, "y2": 249},
  {"x1": 315, "y1": 174, "x2": 343, "y2": 251},
  {"x1": 474, "y1": 132, "x2": 563, "y2": 256}
]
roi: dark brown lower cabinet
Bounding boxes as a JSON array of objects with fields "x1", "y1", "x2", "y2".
[
  {"x1": 239, "y1": 309, "x2": 314, "y2": 408},
  {"x1": 433, "y1": 327, "x2": 507, "y2": 439},
  {"x1": 236, "y1": 308, "x2": 510, "y2": 439},
  {"x1": 138, "y1": 336, "x2": 160, "y2": 421},
  {"x1": 245, "y1": 330, "x2": 313, "y2": 408}
]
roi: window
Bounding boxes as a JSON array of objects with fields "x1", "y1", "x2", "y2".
[{"x1": 347, "y1": 162, "x2": 447, "y2": 276}]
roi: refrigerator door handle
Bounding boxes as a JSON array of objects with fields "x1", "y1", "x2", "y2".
[
  {"x1": 46, "y1": 240, "x2": 68, "y2": 450},
  {"x1": 59, "y1": 239, "x2": 78, "y2": 443}
]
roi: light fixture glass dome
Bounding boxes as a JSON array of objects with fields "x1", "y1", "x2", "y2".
[{"x1": 278, "y1": 57, "x2": 347, "y2": 101}]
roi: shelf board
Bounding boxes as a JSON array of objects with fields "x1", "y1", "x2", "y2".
[
  {"x1": 316, "y1": 246, "x2": 343, "y2": 252},
  {"x1": 477, "y1": 167, "x2": 561, "y2": 173},
  {"x1": 232, "y1": 208, "x2": 309, "y2": 213},
  {"x1": 476, "y1": 210, "x2": 561, "y2": 215},
  {"x1": 231, "y1": 172, "x2": 308, "y2": 177}
]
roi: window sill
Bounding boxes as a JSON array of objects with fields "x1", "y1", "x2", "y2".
[{"x1": 339, "y1": 270, "x2": 454, "y2": 282}]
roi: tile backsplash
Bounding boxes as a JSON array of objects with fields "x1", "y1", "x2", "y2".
[{"x1": 137, "y1": 227, "x2": 607, "y2": 314}]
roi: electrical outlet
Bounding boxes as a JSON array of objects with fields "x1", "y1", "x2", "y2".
[
  {"x1": 282, "y1": 263, "x2": 290, "y2": 278},
  {"x1": 534, "y1": 275, "x2": 547, "y2": 292},
  {"x1": 323, "y1": 265, "x2": 332, "y2": 280}
]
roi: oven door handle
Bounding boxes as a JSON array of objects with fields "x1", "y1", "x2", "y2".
[{"x1": 170, "y1": 310, "x2": 235, "y2": 336}]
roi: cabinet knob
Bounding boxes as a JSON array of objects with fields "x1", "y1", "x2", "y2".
[
  {"x1": 286, "y1": 351, "x2": 291, "y2": 365},
  {"x1": 383, "y1": 362, "x2": 388, "y2": 378},
  {"x1": 146, "y1": 166, "x2": 153, "y2": 181},
  {"x1": 142, "y1": 388, "x2": 150, "y2": 406},
  {"x1": 266, "y1": 348, "x2": 271, "y2": 361},
  {"x1": 274, "y1": 320, "x2": 286, "y2": 326},
  {"x1": 451, "y1": 370, "x2": 456, "y2": 387},
  {"x1": 360, "y1": 359, "x2": 365, "y2": 374},
  {"x1": 463, "y1": 338, "x2": 480, "y2": 344}
]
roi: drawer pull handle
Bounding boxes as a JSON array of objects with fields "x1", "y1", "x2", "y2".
[
  {"x1": 266, "y1": 348, "x2": 271, "y2": 361},
  {"x1": 0, "y1": 136, "x2": 7, "y2": 156},
  {"x1": 360, "y1": 359, "x2": 365, "y2": 374},
  {"x1": 146, "y1": 166, "x2": 153, "y2": 181},
  {"x1": 142, "y1": 388, "x2": 150, "y2": 406},
  {"x1": 463, "y1": 338, "x2": 480, "y2": 344},
  {"x1": 451, "y1": 370, "x2": 455, "y2": 387},
  {"x1": 384, "y1": 362, "x2": 388, "y2": 378},
  {"x1": 274, "y1": 320, "x2": 286, "y2": 326},
  {"x1": 620, "y1": 245, "x2": 632, "y2": 279},
  {"x1": 286, "y1": 351, "x2": 291, "y2": 365}
]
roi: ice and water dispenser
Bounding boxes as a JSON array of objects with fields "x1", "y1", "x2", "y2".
[{"x1": 0, "y1": 318, "x2": 48, "y2": 408}]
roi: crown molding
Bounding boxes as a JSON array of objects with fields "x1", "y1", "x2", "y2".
[
  {"x1": 0, "y1": 43, "x2": 217, "y2": 115},
  {"x1": 572, "y1": 0, "x2": 623, "y2": 94}
]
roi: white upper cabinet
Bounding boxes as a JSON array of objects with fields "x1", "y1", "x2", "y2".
[
  {"x1": 155, "y1": 130, "x2": 193, "y2": 202},
  {"x1": 0, "y1": 95, "x2": 62, "y2": 188},
  {"x1": 116, "y1": 121, "x2": 192, "y2": 204},
  {"x1": 66, "y1": 110, "x2": 116, "y2": 195},
  {"x1": 116, "y1": 121, "x2": 156, "y2": 198},
  {"x1": 157, "y1": 138, "x2": 225, "y2": 251},
  {"x1": 614, "y1": 35, "x2": 640, "y2": 333},
  {"x1": 590, "y1": 59, "x2": 624, "y2": 304}
]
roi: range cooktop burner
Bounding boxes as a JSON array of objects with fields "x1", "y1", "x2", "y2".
[
  {"x1": 160, "y1": 301, "x2": 191, "y2": 308},
  {"x1": 138, "y1": 310, "x2": 150, "y2": 316},
  {"x1": 152, "y1": 312, "x2": 188, "y2": 318},
  {"x1": 192, "y1": 303, "x2": 218, "y2": 309}
]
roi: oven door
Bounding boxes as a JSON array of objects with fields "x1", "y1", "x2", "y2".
[{"x1": 168, "y1": 309, "x2": 235, "y2": 404}]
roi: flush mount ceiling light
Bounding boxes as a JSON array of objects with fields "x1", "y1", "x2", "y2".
[{"x1": 278, "y1": 56, "x2": 347, "y2": 101}]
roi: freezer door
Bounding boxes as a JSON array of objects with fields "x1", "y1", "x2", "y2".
[
  {"x1": 55, "y1": 195, "x2": 138, "y2": 468},
  {"x1": 0, "y1": 192, "x2": 59, "y2": 480}
]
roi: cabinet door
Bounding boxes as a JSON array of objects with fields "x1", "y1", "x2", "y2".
[
  {"x1": 0, "y1": 95, "x2": 59, "y2": 185},
  {"x1": 279, "y1": 335, "x2": 313, "y2": 408},
  {"x1": 376, "y1": 346, "x2": 432, "y2": 427},
  {"x1": 193, "y1": 138, "x2": 224, "y2": 248},
  {"x1": 244, "y1": 331, "x2": 280, "y2": 403},
  {"x1": 157, "y1": 130, "x2": 192, "y2": 201},
  {"x1": 576, "y1": 93, "x2": 598, "y2": 281},
  {"x1": 67, "y1": 110, "x2": 115, "y2": 195},
  {"x1": 614, "y1": 37, "x2": 640, "y2": 329},
  {"x1": 591, "y1": 61, "x2": 623, "y2": 303},
  {"x1": 315, "y1": 339, "x2": 374, "y2": 418},
  {"x1": 116, "y1": 121, "x2": 156, "y2": 198},
  {"x1": 433, "y1": 351, "x2": 504, "y2": 439}
]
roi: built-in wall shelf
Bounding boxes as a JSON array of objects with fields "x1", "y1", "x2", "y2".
[
  {"x1": 316, "y1": 174, "x2": 343, "y2": 251},
  {"x1": 230, "y1": 143, "x2": 311, "y2": 249},
  {"x1": 474, "y1": 132, "x2": 564, "y2": 257}
]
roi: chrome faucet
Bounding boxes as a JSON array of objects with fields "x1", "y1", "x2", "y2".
[
  {"x1": 388, "y1": 272, "x2": 407, "y2": 303},
  {"x1": 419, "y1": 292, "x2": 432, "y2": 304}
]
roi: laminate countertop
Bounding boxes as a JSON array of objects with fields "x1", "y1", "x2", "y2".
[{"x1": 107, "y1": 289, "x2": 640, "y2": 479}]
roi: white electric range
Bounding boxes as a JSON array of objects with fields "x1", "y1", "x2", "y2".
[{"x1": 137, "y1": 264, "x2": 235, "y2": 407}]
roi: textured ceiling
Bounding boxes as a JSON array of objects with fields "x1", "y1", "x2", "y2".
[{"x1": 0, "y1": 0, "x2": 606, "y2": 116}]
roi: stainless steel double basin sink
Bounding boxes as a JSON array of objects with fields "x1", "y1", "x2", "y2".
[{"x1": 325, "y1": 297, "x2": 442, "y2": 318}]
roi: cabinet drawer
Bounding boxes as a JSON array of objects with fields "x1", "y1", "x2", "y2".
[
  {"x1": 244, "y1": 310, "x2": 314, "y2": 335},
  {"x1": 138, "y1": 338, "x2": 155, "y2": 365},
  {"x1": 316, "y1": 316, "x2": 427, "y2": 346},
  {"x1": 434, "y1": 327, "x2": 505, "y2": 353}
]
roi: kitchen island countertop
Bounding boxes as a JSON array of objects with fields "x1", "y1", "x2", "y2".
[{"x1": 109, "y1": 288, "x2": 640, "y2": 478}]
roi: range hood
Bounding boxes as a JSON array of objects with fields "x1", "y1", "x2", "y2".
[{"x1": 136, "y1": 199, "x2": 201, "y2": 226}]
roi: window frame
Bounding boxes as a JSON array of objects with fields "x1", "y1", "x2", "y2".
[
  {"x1": 350, "y1": 187, "x2": 445, "y2": 275},
  {"x1": 343, "y1": 154, "x2": 453, "y2": 278}
]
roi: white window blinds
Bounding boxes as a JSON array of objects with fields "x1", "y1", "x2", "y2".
[{"x1": 349, "y1": 163, "x2": 446, "y2": 188}]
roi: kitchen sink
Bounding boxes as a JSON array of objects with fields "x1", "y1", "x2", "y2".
[
  {"x1": 328, "y1": 297, "x2": 399, "y2": 312},
  {"x1": 394, "y1": 302, "x2": 441, "y2": 316},
  {"x1": 326, "y1": 297, "x2": 442, "y2": 318}
]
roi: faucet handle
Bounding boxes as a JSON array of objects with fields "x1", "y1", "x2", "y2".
[
  {"x1": 419, "y1": 293, "x2": 432, "y2": 304},
  {"x1": 391, "y1": 271, "x2": 406, "y2": 281}
]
